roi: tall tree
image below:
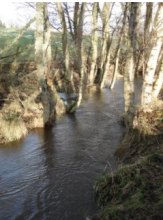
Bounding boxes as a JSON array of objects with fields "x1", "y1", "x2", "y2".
[
  {"x1": 35, "y1": 3, "x2": 65, "y2": 123},
  {"x1": 56, "y1": 2, "x2": 72, "y2": 81},
  {"x1": 98, "y1": 2, "x2": 110, "y2": 88},
  {"x1": 144, "y1": 3, "x2": 153, "y2": 41},
  {"x1": 74, "y1": 2, "x2": 80, "y2": 43},
  {"x1": 76, "y1": 3, "x2": 86, "y2": 107},
  {"x1": 152, "y1": 52, "x2": 163, "y2": 99},
  {"x1": 110, "y1": 3, "x2": 128, "y2": 89},
  {"x1": 89, "y1": 2, "x2": 98, "y2": 85},
  {"x1": 35, "y1": 2, "x2": 45, "y2": 90},
  {"x1": 141, "y1": 3, "x2": 163, "y2": 107},
  {"x1": 124, "y1": 2, "x2": 140, "y2": 124},
  {"x1": 143, "y1": 2, "x2": 153, "y2": 74},
  {"x1": 69, "y1": 3, "x2": 86, "y2": 112}
]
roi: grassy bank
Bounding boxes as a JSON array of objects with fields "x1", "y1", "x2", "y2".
[
  {"x1": 92, "y1": 104, "x2": 163, "y2": 220},
  {"x1": 93, "y1": 153, "x2": 163, "y2": 220}
]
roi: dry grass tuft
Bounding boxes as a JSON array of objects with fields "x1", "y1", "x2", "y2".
[{"x1": 0, "y1": 113, "x2": 28, "y2": 142}]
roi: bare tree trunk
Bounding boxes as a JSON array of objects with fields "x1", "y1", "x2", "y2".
[
  {"x1": 56, "y1": 2, "x2": 72, "y2": 81},
  {"x1": 74, "y1": 2, "x2": 80, "y2": 43},
  {"x1": 133, "y1": 3, "x2": 141, "y2": 77},
  {"x1": 144, "y1": 3, "x2": 153, "y2": 67},
  {"x1": 35, "y1": 2, "x2": 46, "y2": 90},
  {"x1": 89, "y1": 2, "x2": 98, "y2": 85},
  {"x1": 100, "y1": 40, "x2": 110, "y2": 89},
  {"x1": 68, "y1": 3, "x2": 86, "y2": 112},
  {"x1": 64, "y1": 3, "x2": 74, "y2": 40},
  {"x1": 110, "y1": 3, "x2": 128, "y2": 90},
  {"x1": 152, "y1": 48, "x2": 163, "y2": 100},
  {"x1": 76, "y1": 3, "x2": 86, "y2": 75},
  {"x1": 124, "y1": 3, "x2": 140, "y2": 124},
  {"x1": 76, "y1": 3, "x2": 86, "y2": 106},
  {"x1": 144, "y1": 3, "x2": 153, "y2": 40},
  {"x1": 43, "y1": 2, "x2": 51, "y2": 67},
  {"x1": 35, "y1": 3, "x2": 65, "y2": 124},
  {"x1": 141, "y1": 3, "x2": 163, "y2": 107},
  {"x1": 152, "y1": 63, "x2": 163, "y2": 99},
  {"x1": 99, "y1": 2, "x2": 110, "y2": 86}
]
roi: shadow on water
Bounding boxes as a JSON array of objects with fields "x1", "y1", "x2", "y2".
[{"x1": 0, "y1": 79, "x2": 125, "y2": 220}]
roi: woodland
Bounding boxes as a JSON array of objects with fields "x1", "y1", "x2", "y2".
[{"x1": 0, "y1": 2, "x2": 163, "y2": 220}]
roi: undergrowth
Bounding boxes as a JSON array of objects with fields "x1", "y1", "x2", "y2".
[
  {"x1": 93, "y1": 154, "x2": 163, "y2": 220},
  {"x1": 92, "y1": 107, "x2": 163, "y2": 220}
]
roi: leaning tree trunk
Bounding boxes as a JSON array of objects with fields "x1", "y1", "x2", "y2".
[
  {"x1": 56, "y1": 2, "x2": 72, "y2": 81},
  {"x1": 89, "y1": 2, "x2": 98, "y2": 85},
  {"x1": 152, "y1": 50, "x2": 163, "y2": 99},
  {"x1": 141, "y1": 3, "x2": 163, "y2": 107},
  {"x1": 110, "y1": 3, "x2": 128, "y2": 90},
  {"x1": 0, "y1": 17, "x2": 36, "y2": 56}
]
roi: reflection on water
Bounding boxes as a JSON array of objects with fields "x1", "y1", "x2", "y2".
[{"x1": 0, "y1": 79, "x2": 124, "y2": 220}]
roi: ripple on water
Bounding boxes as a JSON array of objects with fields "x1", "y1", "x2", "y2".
[{"x1": 0, "y1": 79, "x2": 125, "y2": 220}]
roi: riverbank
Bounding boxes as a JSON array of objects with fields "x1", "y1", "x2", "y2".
[
  {"x1": 0, "y1": 62, "x2": 80, "y2": 144},
  {"x1": 92, "y1": 101, "x2": 163, "y2": 220}
]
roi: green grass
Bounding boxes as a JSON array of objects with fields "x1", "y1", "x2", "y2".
[
  {"x1": 92, "y1": 154, "x2": 163, "y2": 220},
  {"x1": 92, "y1": 108, "x2": 163, "y2": 220}
]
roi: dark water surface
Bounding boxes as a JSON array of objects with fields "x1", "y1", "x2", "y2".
[{"x1": 0, "y1": 79, "x2": 124, "y2": 220}]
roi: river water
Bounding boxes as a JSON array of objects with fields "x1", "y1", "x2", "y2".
[{"x1": 0, "y1": 79, "x2": 124, "y2": 220}]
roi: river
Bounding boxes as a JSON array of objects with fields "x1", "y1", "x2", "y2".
[{"x1": 0, "y1": 79, "x2": 124, "y2": 220}]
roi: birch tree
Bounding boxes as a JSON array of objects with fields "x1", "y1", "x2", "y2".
[
  {"x1": 152, "y1": 53, "x2": 163, "y2": 99},
  {"x1": 56, "y1": 2, "x2": 72, "y2": 81},
  {"x1": 124, "y1": 3, "x2": 140, "y2": 124},
  {"x1": 143, "y1": 2, "x2": 153, "y2": 74},
  {"x1": 144, "y1": 3, "x2": 153, "y2": 41},
  {"x1": 98, "y1": 3, "x2": 110, "y2": 88},
  {"x1": 110, "y1": 3, "x2": 128, "y2": 90},
  {"x1": 35, "y1": 3, "x2": 65, "y2": 123},
  {"x1": 76, "y1": 3, "x2": 86, "y2": 107},
  {"x1": 68, "y1": 3, "x2": 86, "y2": 112},
  {"x1": 89, "y1": 2, "x2": 98, "y2": 85},
  {"x1": 141, "y1": 3, "x2": 163, "y2": 107},
  {"x1": 35, "y1": 2, "x2": 45, "y2": 89}
]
